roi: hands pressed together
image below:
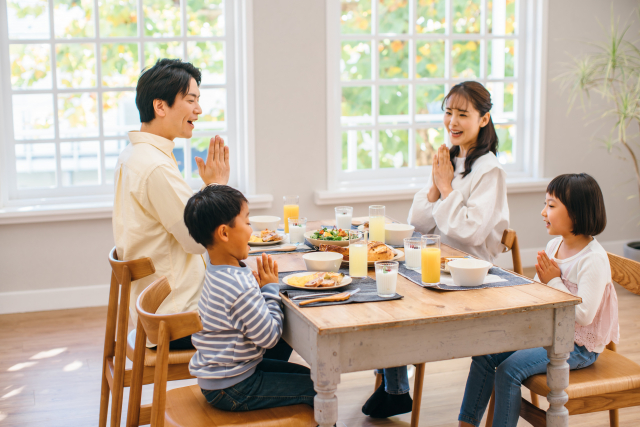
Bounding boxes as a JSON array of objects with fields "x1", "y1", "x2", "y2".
[
  {"x1": 428, "y1": 144, "x2": 455, "y2": 202},
  {"x1": 196, "y1": 135, "x2": 230, "y2": 186},
  {"x1": 253, "y1": 253, "x2": 279, "y2": 288},
  {"x1": 535, "y1": 251, "x2": 561, "y2": 284}
]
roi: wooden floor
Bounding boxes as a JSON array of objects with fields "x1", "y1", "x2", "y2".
[{"x1": 1, "y1": 270, "x2": 639, "y2": 426}]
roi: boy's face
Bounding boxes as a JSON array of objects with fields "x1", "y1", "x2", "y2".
[
  {"x1": 165, "y1": 77, "x2": 202, "y2": 139},
  {"x1": 227, "y1": 201, "x2": 253, "y2": 260}
]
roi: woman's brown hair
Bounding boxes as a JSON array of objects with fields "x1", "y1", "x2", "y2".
[{"x1": 441, "y1": 81, "x2": 499, "y2": 178}]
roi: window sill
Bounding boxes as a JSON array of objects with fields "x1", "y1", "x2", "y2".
[
  {"x1": 314, "y1": 177, "x2": 551, "y2": 206},
  {"x1": 0, "y1": 193, "x2": 274, "y2": 225}
]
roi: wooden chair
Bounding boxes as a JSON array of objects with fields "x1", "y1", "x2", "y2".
[
  {"x1": 484, "y1": 252, "x2": 640, "y2": 427},
  {"x1": 134, "y1": 275, "x2": 316, "y2": 427},
  {"x1": 501, "y1": 228, "x2": 523, "y2": 275},
  {"x1": 99, "y1": 247, "x2": 196, "y2": 427}
]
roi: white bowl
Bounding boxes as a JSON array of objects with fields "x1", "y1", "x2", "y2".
[
  {"x1": 249, "y1": 216, "x2": 281, "y2": 232},
  {"x1": 447, "y1": 258, "x2": 492, "y2": 287},
  {"x1": 384, "y1": 223, "x2": 416, "y2": 246},
  {"x1": 302, "y1": 252, "x2": 344, "y2": 272}
]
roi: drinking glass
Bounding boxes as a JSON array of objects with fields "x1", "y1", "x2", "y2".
[
  {"x1": 283, "y1": 195, "x2": 299, "y2": 233},
  {"x1": 375, "y1": 261, "x2": 399, "y2": 298},
  {"x1": 403, "y1": 237, "x2": 422, "y2": 270},
  {"x1": 288, "y1": 217, "x2": 307, "y2": 245},
  {"x1": 334, "y1": 206, "x2": 353, "y2": 231},
  {"x1": 369, "y1": 205, "x2": 385, "y2": 243},
  {"x1": 349, "y1": 229, "x2": 368, "y2": 278},
  {"x1": 421, "y1": 235, "x2": 441, "y2": 285}
]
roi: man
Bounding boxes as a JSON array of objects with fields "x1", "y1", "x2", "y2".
[{"x1": 113, "y1": 59, "x2": 230, "y2": 349}]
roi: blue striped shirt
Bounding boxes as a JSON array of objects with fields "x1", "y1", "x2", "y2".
[{"x1": 189, "y1": 260, "x2": 283, "y2": 390}]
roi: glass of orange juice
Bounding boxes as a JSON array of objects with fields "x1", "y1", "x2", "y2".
[
  {"x1": 283, "y1": 195, "x2": 299, "y2": 233},
  {"x1": 421, "y1": 235, "x2": 441, "y2": 285}
]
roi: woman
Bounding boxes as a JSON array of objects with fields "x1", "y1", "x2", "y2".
[{"x1": 363, "y1": 81, "x2": 510, "y2": 419}]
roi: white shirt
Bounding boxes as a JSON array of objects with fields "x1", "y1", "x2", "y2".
[{"x1": 407, "y1": 152, "x2": 509, "y2": 262}]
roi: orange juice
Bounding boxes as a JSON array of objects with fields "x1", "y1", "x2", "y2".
[
  {"x1": 283, "y1": 204, "x2": 299, "y2": 233},
  {"x1": 421, "y1": 247, "x2": 441, "y2": 284}
]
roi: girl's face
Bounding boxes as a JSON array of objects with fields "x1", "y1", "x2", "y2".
[
  {"x1": 443, "y1": 96, "x2": 490, "y2": 149},
  {"x1": 541, "y1": 193, "x2": 573, "y2": 236}
]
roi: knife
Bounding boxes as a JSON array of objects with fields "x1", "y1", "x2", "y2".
[{"x1": 298, "y1": 288, "x2": 360, "y2": 306}]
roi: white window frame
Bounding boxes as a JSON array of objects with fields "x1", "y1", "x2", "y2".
[
  {"x1": 0, "y1": 0, "x2": 267, "y2": 223},
  {"x1": 321, "y1": 0, "x2": 549, "y2": 202}
]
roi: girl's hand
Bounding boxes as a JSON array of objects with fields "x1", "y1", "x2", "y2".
[
  {"x1": 427, "y1": 153, "x2": 442, "y2": 202},
  {"x1": 535, "y1": 251, "x2": 561, "y2": 284},
  {"x1": 256, "y1": 253, "x2": 279, "y2": 287},
  {"x1": 434, "y1": 144, "x2": 454, "y2": 198}
]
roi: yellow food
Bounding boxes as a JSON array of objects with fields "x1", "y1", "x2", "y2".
[
  {"x1": 249, "y1": 235, "x2": 262, "y2": 243},
  {"x1": 287, "y1": 273, "x2": 321, "y2": 287}
]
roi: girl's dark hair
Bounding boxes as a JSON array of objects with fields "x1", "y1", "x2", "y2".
[
  {"x1": 184, "y1": 185, "x2": 248, "y2": 248},
  {"x1": 441, "y1": 81, "x2": 498, "y2": 178},
  {"x1": 547, "y1": 173, "x2": 607, "y2": 236}
]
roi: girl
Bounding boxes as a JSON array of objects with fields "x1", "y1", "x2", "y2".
[
  {"x1": 458, "y1": 173, "x2": 619, "y2": 427},
  {"x1": 363, "y1": 81, "x2": 510, "y2": 418}
]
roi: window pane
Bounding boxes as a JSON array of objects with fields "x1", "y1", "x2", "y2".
[
  {"x1": 56, "y1": 43, "x2": 96, "y2": 88},
  {"x1": 379, "y1": 39, "x2": 408, "y2": 79},
  {"x1": 453, "y1": 0, "x2": 481, "y2": 33},
  {"x1": 15, "y1": 143, "x2": 56, "y2": 188},
  {"x1": 198, "y1": 89, "x2": 226, "y2": 131},
  {"x1": 416, "y1": 127, "x2": 444, "y2": 166},
  {"x1": 58, "y1": 93, "x2": 99, "y2": 138},
  {"x1": 416, "y1": 0, "x2": 446, "y2": 34},
  {"x1": 187, "y1": 0, "x2": 224, "y2": 37},
  {"x1": 188, "y1": 41, "x2": 224, "y2": 84},
  {"x1": 101, "y1": 43, "x2": 140, "y2": 87},
  {"x1": 341, "y1": 41, "x2": 371, "y2": 81},
  {"x1": 54, "y1": 0, "x2": 95, "y2": 38},
  {"x1": 105, "y1": 140, "x2": 128, "y2": 184},
  {"x1": 13, "y1": 94, "x2": 55, "y2": 140},
  {"x1": 416, "y1": 84, "x2": 445, "y2": 122},
  {"x1": 7, "y1": 0, "x2": 50, "y2": 40},
  {"x1": 342, "y1": 130, "x2": 373, "y2": 171},
  {"x1": 10, "y1": 44, "x2": 52, "y2": 90},
  {"x1": 379, "y1": 0, "x2": 408, "y2": 34},
  {"x1": 379, "y1": 129, "x2": 408, "y2": 168},
  {"x1": 341, "y1": 0, "x2": 371, "y2": 35},
  {"x1": 144, "y1": 42, "x2": 184, "y2": 67},
  {"x1": 173, "y1": 138, "x2": 186, "y2": 178},
  {"x1": 415, "y1": 40, "x2": 445, "y2": 78},
  {"x1": 452, "y1": 40, "x2": 479, "y2": 78},
  {"x1": 103, "y1": 91, "x2": 140, "y2": 136},
  {"x1": 495, "y1": 124, "x2": 515, "y2": 164},
  {"x1": 341, "y1": 86, "x2": 372, "y2": 126},
  {"x1": 379, "y1": 85, "x2": 408, "y2": 124},
  {"x1": 487, "y1": 39, "x2": 516, "y2": 78},
  {"x1": 488, "y1": 0, "x2": 516, "y2": 35},
  {"x1": 99, "y1": 0, "x2": 138, "y2": 37},
  {"x1": 61, "y1": 141, "x2": 100, "y2": 186},
  {"x1": 486, "y1": 82, "x2": 515, "y2": 116},
  {"x1": 143, "y1": 0, "x2": 181, "y2": 37}
]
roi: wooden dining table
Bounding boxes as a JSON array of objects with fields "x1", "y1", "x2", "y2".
[{"x1": 245, "y1": 219, "x2": 581, "y2": 427}]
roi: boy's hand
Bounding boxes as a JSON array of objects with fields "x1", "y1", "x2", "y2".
[
  {"x1": 535, "y1": 251, "x2": 561, "y2": 284},
  {"x1": 256, "y1": 253, "x2": 279, "y2": 288},
  {"x1": 195, "y1": 135, "x2": 230, "y2": 185}
]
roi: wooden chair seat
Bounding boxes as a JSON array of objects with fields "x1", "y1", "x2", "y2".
[
  {"x1": 163, "y1": 384, "x2": 316, "y2": 427},
  {"x1": 523, "y1": 349, "x2": 640, "y2": 400},
  {"x1": 126, "y1": 329, "x2": 195, "y2": 367}
]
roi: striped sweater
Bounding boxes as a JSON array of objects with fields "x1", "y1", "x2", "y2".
[{"x1": 189, "y1": 260, "x2": 283, "y2": 390}]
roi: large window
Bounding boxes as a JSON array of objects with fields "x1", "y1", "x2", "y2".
[
  {"x1": 328, "y1": 0, "x2": 542, "y2": 190},
  {"x1": 1, "y1": 0, "x2": 243, "y2": 206}
]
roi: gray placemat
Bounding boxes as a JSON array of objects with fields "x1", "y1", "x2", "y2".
[
  {"x1": 397, "y1": 263, "x2": 532, "y2": 291},
  {"x1": 278, "y1": 268, "x2": 403, "y2": 307}
]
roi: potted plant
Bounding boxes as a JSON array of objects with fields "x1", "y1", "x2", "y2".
[{"x1": 559, "y1": 9, "x2": 640, "y2": 261}]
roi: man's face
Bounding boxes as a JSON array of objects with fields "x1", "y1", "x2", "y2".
[{"x1": 165, "y1": 78, "x2": 202, "y2": 139}]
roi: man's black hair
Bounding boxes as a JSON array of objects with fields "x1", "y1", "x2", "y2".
[
  {"x1": 135, "y1": 59, "x2": 202, "y2": 123},
  {"x1": 547, "y1": 173, "x2": 607, "y2": 236},
  {"x1": 184, "y1": 185, "x2": 248, "y2": 248}
]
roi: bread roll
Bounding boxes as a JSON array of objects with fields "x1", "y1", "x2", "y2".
[
  {"x1": 319, "y1": 244, "x2": 349, "y2": 261},
  {"x1": 367, "y1": 241, "x2": 394, "y2": 261}
]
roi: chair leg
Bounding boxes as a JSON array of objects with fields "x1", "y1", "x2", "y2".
[
  {"x1": 609, "y1": 409, "x2": 619, "y2": 427},
  {"x1": 126, "y1": 320, "x2": 147, "y2": 427},
  {"x1": 530, "y1": 390, "x2": 539, "y2": 408},
  {"x1": 374, "y1": 372, "x2": 383, "y2": 391},
  {"x1": 410, "y1": 363, "x2": 425, "y2": 427},
  {"x1": 99, "y1": 367, "x2": 111, "y2": 427},
  {"x1": 485, "y1": 388, "x2": 495, "y2": 427}
]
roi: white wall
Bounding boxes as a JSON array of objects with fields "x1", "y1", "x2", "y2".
[{"x1": 1, "y1": 0, "x2": 639, "y2": 312}]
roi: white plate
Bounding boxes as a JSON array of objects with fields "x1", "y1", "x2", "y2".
[
  {"x1": 248, "y1": 233, "x2": 285, "y2": 246},
  {"x1": 341, "y1": 247, "x2": 405, "y2": 266},
  {"x1": 304, "y1": 230, "x2": 351, "y2": 247},
  {"x1": 282, "y1": 272, "x2": 352, "y2": 291}
]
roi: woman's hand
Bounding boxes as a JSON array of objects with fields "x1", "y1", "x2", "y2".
[
  {"x1": 256, "y1": 253, "x2": 279, "y2": 287},
  {"x1": 434, "y1": 144, "x2": 454, "y2": 199},
  {"x1": 427, "y1": 153, "x2": 441, "y2": 202},
  {"x1": 535, "y1": 251, "x2": 561, "y2": 284}
]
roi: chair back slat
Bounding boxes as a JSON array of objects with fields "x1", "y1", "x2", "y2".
[
  {"x1": 501, "y1": 229, "x2": 523, "y2": 275},
  {"x1": 607, "y1": 252, "x2": 640, "y2": 296},
  {"x1": 502, "y1": 229, "x2": 516, "y2": 250},
  {"x1": 109, "y1": 246, "x2": 156, "y2": 283}
]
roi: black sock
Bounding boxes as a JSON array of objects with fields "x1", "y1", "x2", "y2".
[
  {"x1": 362, "y1": 382, "x2": 387, "y2": 415},
  {"x1": 368, "y1": 390, "x2": 413, "y2": 418}
]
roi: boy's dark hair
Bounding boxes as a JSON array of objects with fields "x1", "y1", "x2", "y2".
[
  {"x1": 184, "y1": 185, "x2": 248, "y2": 248},
  {"x1": 547, "y1": 173, "x2": 607, "y2": 236},
  {"x1": 136, "y1": 59, "x2": 202, "y2": 123}
]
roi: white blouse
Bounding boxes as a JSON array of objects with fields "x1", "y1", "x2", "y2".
[{"x1": 407, "y1": 152, "x2": 509, "y2": 263}]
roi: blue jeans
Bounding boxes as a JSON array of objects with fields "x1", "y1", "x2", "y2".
[
  {"x1": 458, "y1": 344, "x2": 598, "y2": 427},
  {"x1": 376, "y1": 366, "x2": 411, "y2": 395}
]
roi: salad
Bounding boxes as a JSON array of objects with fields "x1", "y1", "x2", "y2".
[{"x1": 310, "y1": 227, "x2": 354, "y2": 241}]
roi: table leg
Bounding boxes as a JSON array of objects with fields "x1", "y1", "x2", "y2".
[
  {"x1": 314, "y1": 383, "x2": 339, "y2": 427},
  {"x1": 546, "y1": 306, "x2": 575, "y2": 427},
  {"x1": 311, "y1": 335, "x2": 341, "y2": 427}
]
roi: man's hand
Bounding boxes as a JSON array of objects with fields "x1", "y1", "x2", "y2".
[
  {"x1": 195, "y1": 135, "x2": 230, "y2": 185},
  {"x1": 535, "y1": 251, "x2": 561, "y2": 284},
  {"x1": 434, "y1": 144, "x2": 454, "y2": 198},
  {"x1": 255, "y1": 253, "x2": 279, "y2": 288}
]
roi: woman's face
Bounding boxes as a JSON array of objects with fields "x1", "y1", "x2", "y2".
[{"x1": 443, "y1": 96, "x2": 490, "y2": 149}]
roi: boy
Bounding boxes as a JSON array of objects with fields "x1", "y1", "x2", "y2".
[{"x1": 183, "y1": 185, "x2": 316, "y2": 411}]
